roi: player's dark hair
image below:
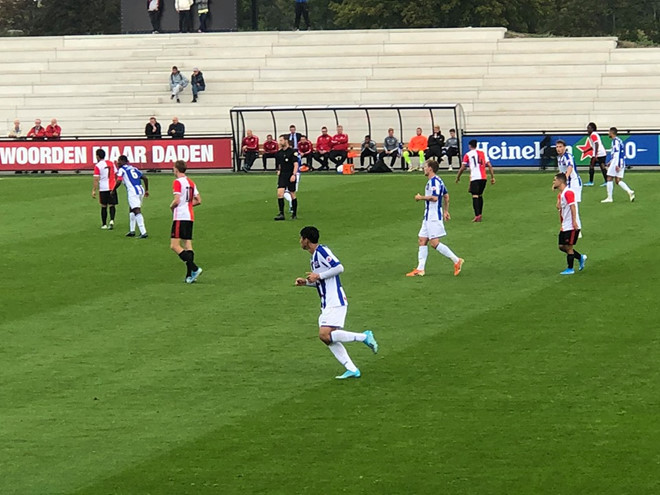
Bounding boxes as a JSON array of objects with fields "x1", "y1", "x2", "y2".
[
  {"x1": 300, "y1": 226, "x2": 320, "y2": 243},
  {"x1": 96, "y1": 149, "x2": 105, "y2": 159},
  {"x1": 365, "y1": 134, "x2": 370, "y2": 139},
  {"x1": 610, "y1": 127, "x2": 618, "y2": 135},
  {"x1": 117, "y1": 155, "x2": 128, "y2": 164},
  {"x1": 555, "y1": 172, "x2": 567, "y2": 183},
  {"x1": 469, "y1": 139, "x2": 478, "y2": 148},
  {"x1": 555, "y1": 139, "x2": 566, "y2": 146},
  {"x1": 426, "y1": 160, "x2": 439, "y2": 173},
  {"x1": 450, "y1": 128, "x2": 456, "y2": 133},
  {"x1": 174, "y1": 160, "x2": 187, "y2": 173},
  {"x1": 588, "y1": 122, "x2": 597, "y2": 131}
]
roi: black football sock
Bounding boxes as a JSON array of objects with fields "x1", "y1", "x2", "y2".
[
  {"x1": 601, "y1": 167, "x2": 608, "y2": 182},
  {"x1": 278, "y1": 198, "x2": 285, "y2": 214},
  {"x1": 567, "y1": 253, "x2": 575, "y2": 269},
  {"x1": 101, "y1": 207, "x2": 108, "y2": 225},
  {"x1": 573, "y1": 249, "x2": 582, "y2": 261},
  {"x1": 472, "y1": 197, "x2": 479, "y2": 216},
  {"x1": 292, "y1": 198, "x2": 298, "y2": 215},
  {"x1": 479, "y1": 196, "x2": 484, "y2": 215},
  {"x1": 589, "y1": 167, "x2": 595, "y2": 183},
  {"x1": 109, "y1": 206, "x2": 116, "y2": 221},
  {"x1": 189, "y1": 250, "x2": 198, "y2": 272},
  {"x1": 178, "y1": 251, "x2": 193, "y2": 277}
]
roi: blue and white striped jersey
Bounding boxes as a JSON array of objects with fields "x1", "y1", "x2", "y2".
[
  {"x1": 557, "y1": 151, "x2": 581, "y2": 188},
  {"x1": 310, "y1": 244, "x2": 347, "y2": 309},
  {"x1": 117, "y1": 164, "x2": 144, "y2": 195},
  {"x1": 424, "y1": 176, "x2": 447, "y2": 221},
  {"x1": 610, "y1": 137, "x2": 625, "y2": 168}
]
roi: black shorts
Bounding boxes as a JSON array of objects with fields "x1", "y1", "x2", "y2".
[
  {"x1": 171, "y1": 220, "x2": 194, "y2": 240},
  {"x1": 593, "y1": 156, "x2": 606, "y2": 166},
  {"x1": 469, "y1": 179, "x2": 487, "y2": 195},
  {"x1": 558, "y1": 230, "x2": 580, "y2": 246},
  {"x1": 99, "y1": 190, "x2": 118, "y2": 205},
  {"x1": 277, "y1": 172, "x2": 297, "y2": 191}
]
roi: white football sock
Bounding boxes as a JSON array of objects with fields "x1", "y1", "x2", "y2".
[
  {"x1": 618, "y1": 181, "x2": 632, "y2": 194},
  {"x1": 417, "y1": 245, "x2": 428, "y2": 270},
  {"x1": 283, "y1": 191, "x2": 292, "y2": 204},
  {"x1": 129, "y1": 212, "x2": 136, "y2": 232},
  {"x1": 328, "y1": 342, "x2": 357, "y2": 372},
  {"x1": 436, "y1": 242, "x2": 459, "y2": 263},
  {"x1": 331, "y1": 330, "x2": 366, "y2": 343},
  {"x1": 135, "y1": 213, "x2": 147, "y2": 235},
  {"x1": 606, "y1": 181, "x2": 614, "y2": 199}
]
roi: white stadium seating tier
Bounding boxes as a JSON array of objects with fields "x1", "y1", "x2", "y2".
[{"x1": 0, "y1": 27, "x2": 656, "y2": 137}]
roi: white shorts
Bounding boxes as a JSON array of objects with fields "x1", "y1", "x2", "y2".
[
  {"x1": 568, "y1": 182, "x2": 582, "y2": 203},
  {"x1": 318, "y1": 305, "x2": 347, "y2": 328},
  {"x1": 418, "y1": 219, "x2": 446, "y2": 240},
  {"x1": 607, "y1": 163, "x2": 625, "y2": 178},
  {"x1": 127, "y1": 191, "x2": 144, "y2": 209}
]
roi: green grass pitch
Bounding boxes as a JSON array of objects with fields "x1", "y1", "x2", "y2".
[{"x1": 1, "y1": 171, "x2": 659, "y2": 494}]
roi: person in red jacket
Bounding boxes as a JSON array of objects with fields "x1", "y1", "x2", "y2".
[
  {"x1": 329, "y1": 125, "x2": 349, "y2": 167},
  {"x1": 27, "y1": 119, "x2": 46, "y2": 140},
  {"x1": 297, "y1": 135, "x2": 314, "y2": 171},
  {"x1": 313, "y1": 126, "x2": 333, "y2": 171},
  {"x1": 262, "y1": 134, "x2": 278, "y2": 170},
  {"x1": 241, "y1": 129, "x2": 259, "y2": 172},
  {"x1": 45, "y1": 118, "x2": 61, "y2": 140}
]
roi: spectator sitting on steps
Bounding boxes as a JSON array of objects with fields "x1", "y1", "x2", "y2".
[
  {"x1": 170, "y1": 66, "x2": 188, "y2": 103},
  {"x1": 8, "y1": 119, "x2": 22, "y2": 139},
  {"x1": 190, "y1": 67, "x2": 205, "y2": 103},
  {"x1": 45, "y1": 118, "x2": 61, "y2": 140},
  {"x1": 27, "y1": 119, "x2": 46, "y2": 140},
  {"x1": 168, "y1": 116, "x2": 185, "y2": 139},
  {"x1": 145, "y1": 116, "x2": 162, "y2": 139}
]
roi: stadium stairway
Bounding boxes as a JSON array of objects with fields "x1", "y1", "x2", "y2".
[{"x1": 0, "y1": 27, "x2": 657, "y2": 138}]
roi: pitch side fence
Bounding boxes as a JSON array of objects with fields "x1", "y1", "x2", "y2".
[{"x1": 230, "y1": 104, "x2": 466, "y2": 171}]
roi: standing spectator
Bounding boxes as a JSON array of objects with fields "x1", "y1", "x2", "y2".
[
  {"x1": 425, "y1": 125, "x2": 444, "y2": 162},
  {"x1": 403, "y1": 127, "x2": 428, "y2": 172},
  {"x1": 27, "y1": 119, "x2": 46, "y2": 140},
  {"x1": 190, "y1": 67, "x2": 205, "y2": 103},
  {"x1": 7, "y1": 119, "x2": 22, "y2": 139},
  {"x1": 359, "y1": 134, "x2": 377, "y2": 169},
  {"x1": 168, "y1": 116, "x2": 185, "y2": 139},
  {"x1": 313, "y1": 126, "x2": 333, "y2": 170},
  {"x1": 379, "y1": 128, "x2": 400, "y2": 169},
  {"x1": 197, "y1": 0, "x2": 209, "y2": 32},
  {"x1": 444, "y1": 129, "x2": 459, "y2": 171},
  {"x1": 175, "y1": 0, "x2": 194, "y2": 33},
  {"x1": 329, "y1": 125, "x2": 349, "y2": 168},
  {"x1": 145, "y1": 117, "x2": 162, "y2": 138},
  {"x1": 294, "y1": 0, "x2": 311, "y2": 30},
  {"x1": 241, "y1": 129, "x2": 259, "y2": 172},
  {"x1": 45, "y1": 118, "x2": 61, "y2": 140},
  {"x1": 288, "y1": 124, "x2": 302, "y2": 149},
  {"x1": 262, "y1": 134, "x2": 278, "y2": 170},
  {"x1": 147, "y1": 0, "x2": 162, "y2": 33},
  {"x1": 297, "y1": 135, "x2": 313, "y2": 171},
  {"x1": 169, "y1": 66, "x2": 188, "y2": 103}
]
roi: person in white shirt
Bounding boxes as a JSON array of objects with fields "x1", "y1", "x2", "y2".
[
  {"x1": 295, "y1": 226, "x2": 378, "y2": 380},
  {"x1": 553, "y1": 173, "x2": 586, "y2": 275},
  {"x1": 602, "y1": 127, "x2": 635, "y2": 203},
  {"x1": 556, "y1": 139, "x2": 582, "y2": 203},
  {"x1": 175, "y1": 0, "x2": 194, "y2": 33},
  {"x1": 91, "y1": 149, "x2": 118, "y2": 230},
  {"x1": 585, "y1": 122, "x2": 608, "y2": 186},
  {"x1": 147, "y1": 0, "x2": 162, "y2": 33}
]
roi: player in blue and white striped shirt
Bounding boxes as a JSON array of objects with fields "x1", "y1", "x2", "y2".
[
  {"x1": 295, "y1": 226, "x2": 378, "y2": 380},
  {"x1": 110, "y1": 155, "x2": 150, "y2": 238},
  {"x1": 406, "y1": 160, "x2": 464, "y2": 277},
  {"x1": 602, "y1": 127, "x2": 635, "y2": 203}
]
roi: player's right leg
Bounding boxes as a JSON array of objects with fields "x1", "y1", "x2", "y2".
[
  {"x1": 275, "y1": 187, "x2": 286, "y2": 221},
  {"x1": 407, "y1": 233, "x2": 428, "y2": 276},
  {"x1": 602, "y1": 176, "x2": 615, "y2": 202}
]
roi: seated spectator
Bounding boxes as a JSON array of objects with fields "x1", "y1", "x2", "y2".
[
  {"x1": 329, "y1": 125, "x2": 349, "y2": 167},
  {"x1": 444, "y1": 128, "x2": 459, "y2": 171},
  {"x1": 8, "y1": 119, "x2": 22, "y2": 139},
  {"x1": 313, "y1": 126, "x2": 333, "y2": 170},
  {"x1": 145, "y1": 117, "x2": 162, "y2": 138},
  {"x1": 360, "y1": 135, "x2": 377, "y2": 169},
  {"x1": 190, "y1": 67, "x2": 205, "y2": 103},
  {"x1": 403, "y1": 127, "x2": 427, "y2": 172},
  {"x1": 169, "y1": 66, "x2": 188, "y2": 103},
  {"x1": 297, "y1": 135, "x2": 313, "y2": 171},
  {"x1": 27, "y1": 119, "x2": 46, "y2": 140},
  {"x1": 45, "y1": 118, "x2": 61, "y2": 140},
  {"x1": 262, "y1": 134, "x2": 278, "y2": 170},
  {"x1": 168, "y1": 116, "x2": 185, "y2": 138},
  {"x1": 378, "y1": 127, "x2": 400, "y2": 168},
  {"x1": 241, "y1": 129, "x2": 259, "y2": 172},
  {"x1": 425, "y1": 125, "x2": 444, "y2": 162}
]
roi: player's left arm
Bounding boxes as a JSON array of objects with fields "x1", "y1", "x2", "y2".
[
  {"x1": 193, "y1": 192, "x2": 201, "y2": 206},
  {"x1": 141, "y1": 176, "x2": 150, "y2": 197},
  {"x1": 487, "y1": 161, "x2": 496, "y2": 184},
  {"x1": 307, "y1": 264, "x2": 344, "y2": 283},
  {"x1": 110, "y1": 174, "x2": 122, "y2": 195},
  {"x1": 170, "y1": 192, "x2": 181, "y2": 210},
  {"x1": 291, "y1": 153, "x2": 299, "y2": 181},
  {"x1": 443, "y1": 193, "x2": 451, "y2": 221},
  {"x1": 570, "y1": 203, "x2": 579, "y2": 230},
  {"x1": 91, "y1": 176, "x2": 99, "y2": 198}
]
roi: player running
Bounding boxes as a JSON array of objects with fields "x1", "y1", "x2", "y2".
[
  {"x1": 602, "y1": 127, "x2": 635, "y2": 203},
  {"x1": 110, "y1": 155, "x2": 149, "y2": 238},
  {"x1": 553, "y1": 173, "x2": 586, "y2": 275},
  {"x1": 91, "y1": 148, "x2": 118, "y2": 230},
  {"x1": 295, "y1": 226, "x2": 378, "y2": 380},
  {"x1": 584, "y1": 122, "x2": 608, "y2": 187},
  {"x1": 456, "y1": 139, "x2": 495, "y2": 222},
  {"x1": 170, "y1": 160, "x2": 202, "y2": 283},
  {"x1": 406, "y1": 160, "x2": 464, "y2": 277}
]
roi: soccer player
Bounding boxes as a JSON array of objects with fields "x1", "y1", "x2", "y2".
[
  {"x1": 274, "y1": 135, "x2": 298, "y2": 221},
  {"x1": 91, "y1": 149, "x2": 118, "y2": 230},
  {"x1": 295, "y1": 226, "x2": 378, "y2": 379},
  {"x1": 406, "y1": 160, "x2": 464, "y2": 277},
  {"x1": 556, "y1": 139, "x2": 582, "y2": 203},
  {"x1": 456, "y1": 139, "x2": 495, "y2": 222},
  {"x1": 602, "y1": 127, "x2": 635, "y2": 203},
  {"x1": 111, "y1": 155, "x2": 149, "y2": 238},
  {"x1": 553, "y1": 173, "x2": 587, "y2": 275},
  {"x1": 170, "y1": 160, "x2": 202, "y2": 283},
  {"x1": 585, "y1": 122, "x2": 608, "y2": 186}
]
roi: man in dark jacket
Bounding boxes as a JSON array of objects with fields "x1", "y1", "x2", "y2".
[
  {"x1": 145, "y1": 117, "x2": 162, "y2": 139},
  {"x1": 425, "y1": 125, "x2": 445, "y2": 162},
  {"x1": 147, "y1": 0, "x2": 161, "y2": 33},
  {"x1": 191, "y1": 67, "x2": 206, "y2": 103},
  {"x1": 168, "y1": 117, "x2": 185, "y2": 139}
]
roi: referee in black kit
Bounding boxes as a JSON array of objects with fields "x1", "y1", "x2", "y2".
[{"x1": 274, "y1": 135, "x2": 299, "y2": 221}]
